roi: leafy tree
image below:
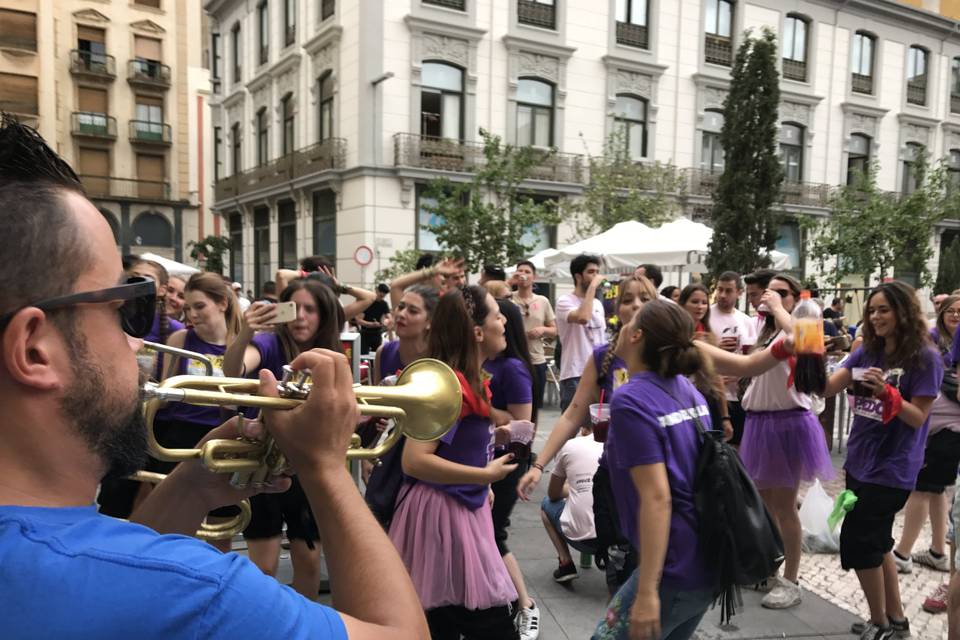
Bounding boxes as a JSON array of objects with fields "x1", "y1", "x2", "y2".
[
  {"x1": 572, "y1": 129, "x2": 684, "y2": 238},
  {"x1": 188, "y1": 235, "x2": 231, "y2": 274},
  {"x1": 706, "y1": 28, "x2": 784, "y2": 279},
  {"x1": 374, "y1": 246, "x2": 422, "y2": 283},
  {"x1": 422, "y1": 129, "x2": 565, "y2": 272},
  {"x1": 806, "y1": 152, "x2": 953, "y2": 288},
  {"x1": 935, "y1": 235, "x2": 960, "y2": 294}
]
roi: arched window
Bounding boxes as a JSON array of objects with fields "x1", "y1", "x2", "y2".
[
  {"x1": 516, "y1": 78, "x2": 553, "y2": 147},
  {"x1": 100, "y1": 208, "x2": 120, "y2": 244},
  {"x1": 420, "y1": 62, "x2": 464, "y2": 140},
  {"x1": 613, "y1": 94, "x2": 647, "y2": 160},
  {"x1": 782, "y1": 14, "x2": 809, "y2": 81},
  {"x1": 779, "y1": 123, "x2": 804, "y2": 182},
  {"x1": 851, "y1": 31, "x2": 875, "y2": 94},
  {"x1": 846, "y1": 133, "x2": 871, "y2": 186},
  {"x1": 701, "y1": 109, "x2": 724, "y2": 174},
  {"x1": 907, "y1": 45, "x2": 929, "y2": 105},
  {"x1": 318, "y1": 71, "x2": 334, "y2": 142},
  {"x1": 131, "y1": 212, "x2": 172, "y2": 247}
]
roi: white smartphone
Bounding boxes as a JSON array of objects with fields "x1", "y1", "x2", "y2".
[{"x1": 267, "y1": 301, "x2": 297, "y2": 324}]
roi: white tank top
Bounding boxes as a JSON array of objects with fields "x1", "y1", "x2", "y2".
[{"x1": 741, "y1": 330, "x2": 813, "y2": 412}]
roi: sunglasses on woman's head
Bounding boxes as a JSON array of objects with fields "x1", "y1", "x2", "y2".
[{"x1": 0, "y1": 276, "x2": 157, "y2": 338}]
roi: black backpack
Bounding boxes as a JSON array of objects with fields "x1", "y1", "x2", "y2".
[
  {"x1": 650, "y1": 381, "x2": 784, "y2": 624},
  {"x1": 363, "y1": 436, "x2": 414, "y2": 530}
]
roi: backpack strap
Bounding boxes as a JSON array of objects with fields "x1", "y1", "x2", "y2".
[{"x1": 644, "y1": 378, "x2": 714, "y2": 440}]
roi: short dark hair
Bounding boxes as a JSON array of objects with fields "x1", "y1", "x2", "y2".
[
  {"x1": 717, "y1": 271, "x2": 743, "y2": 289},
  {"x1": 377, "y1": 283, "x2": 390, "y2": 295},
  {"x1": 483, "y1": 264, "x2": 506, "y2": 281},
  {"x1": 570, "y1": 254, "x2": 601, "y2": 281},
  {"x1": 515, "y1": 260, "x2": 536, "y2": 273},
  {"x1": 638, "y1": 264, "x2": 663, "y2": 288},
  {"x1": 262, "y1": 281, "x2": 277, "y2": 295},
  {"x1": 0, "y1": 114, "x2": 90, "y2": 320},
  {"x1": 300, "y1": 255, "x2": 334, "y2": 273},
  {"x1": 831, "y1": 297, "x2": 843, "y2": 307},
  {"x1": 743, "y1": 269, "x2": 776, "y2": 289},
  {"x1": 415, "y1": 254, "x2": 436, "y2": 270}
]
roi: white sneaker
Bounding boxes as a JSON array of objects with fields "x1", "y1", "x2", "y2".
[
  {"x1": 912, "y1": 548, "x2": 949, "y2": 572},
  {"x1": 893, "y1": 552, "x2": 913, "y2": 574},
  {"x1": 516, "y1": 601, "x2": 540, "y2": 640},
  {"x1": 761, "y1": 576, "x2": 801, "y2": 609}
]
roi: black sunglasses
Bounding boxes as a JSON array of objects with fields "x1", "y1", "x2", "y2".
[{"x1": 0, "y1": 276, "x2": 157, "y2": 338}]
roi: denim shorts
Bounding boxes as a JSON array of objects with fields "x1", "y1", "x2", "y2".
[{"x1": 541, "y1": 497, "x2": 599, "y2": 555}]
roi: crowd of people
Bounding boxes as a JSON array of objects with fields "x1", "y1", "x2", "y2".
[{"x1": 2, "y1": 113, "x2": 960, "y2": 640}]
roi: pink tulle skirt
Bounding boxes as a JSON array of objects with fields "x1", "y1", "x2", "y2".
[
  {"x1": 388, "y1": 482, "x2": 518, "y2": 611},
  {"x1": 740, "y1": 408, "x2": 835, "y2": 490}
]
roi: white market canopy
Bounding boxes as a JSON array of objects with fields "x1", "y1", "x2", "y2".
[
  {"x1": 138, "y1": 252, "x2": 201, "y2": 279},
  {"x1": 541, "y1": 218, "x2": 792, "y2": 275}
]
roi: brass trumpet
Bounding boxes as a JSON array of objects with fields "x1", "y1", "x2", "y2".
[{"x1": 142, "y1": 358, "x2": 463, "y2": 491}]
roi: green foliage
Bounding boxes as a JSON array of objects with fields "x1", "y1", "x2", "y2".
[
  {"x1": 572, "y1": 129, "x2": 684, "y2": 238},
  {"x1": 706, "y1": 28, "x2": 784, "y2": 279},
  {"x1": 187, "y1": 235, "x2": 231, "y2": 274},
  {"x1": 935, "y1": 235, "x2": 960, "y2": 294},
  {"x1": 421, "y1": 129, "x2": 565, "y2": 273},
  {"x1": 374, "y1": 246, "x2": 422, "y2": 283},
  {"x1": 806, "y1": 152, "x2": 953, "y2": 288}
]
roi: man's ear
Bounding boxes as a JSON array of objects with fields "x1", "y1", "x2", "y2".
[{"x1": 1, "y1": 309, "x2": 66, "y2": 391}]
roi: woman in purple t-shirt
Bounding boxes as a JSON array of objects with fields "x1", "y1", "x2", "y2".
[
  {"x1": 222, "y1": 279, "x2": 344, "y2": 598},
  {"x1": 593, "y1": 300, "x2": 715, "y2": 640},
  {"x1": 389, "y1": 285, "x2": 521, "y2": 639},
  {"x1": 373, "y1": 284, "x2": 439, "y2": 383},
  {"x1": 821, "y1": 281, "x2": 942, "y2": 640}
]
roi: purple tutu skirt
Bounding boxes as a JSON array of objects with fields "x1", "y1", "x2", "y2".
[
  {"x1": 740, "y1": 408, "x2": 835, "y2": 490},
  {"x1": 388, "y1": 482, "x2": 517, "y2": 611}
]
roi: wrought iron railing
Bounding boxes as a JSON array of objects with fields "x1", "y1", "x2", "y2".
[
  {"x1": 129, "y1": 120, "x2": 172, "y2": 144},
  {"x1": 782, "y1": 58, "x2": 806, "y2": 82},
  {"x1": 423, "y1": 0, "x2": 465, "y2": 9},
  {"x1": 79, "y1": 175, "x2": 171, "y2": 200},
  {"x1": 518, "y1": 0, "x2": 555, "y2": 29},
  {"x1": 851, "y1": 73, "x2": 873, "y2": 94},
  {"x1": 70, "y1": 49, "x2": 116, "y2": 78},
  {"x1": 71, "y1": 112, "x2": 117, "y2": 139},
  {"x1": 907, "y1": 78, "x2": 927, "y2": 105},
  {"x1": 704, "y1": 34, "x2": 732, "y2": 66},
  {"x1": 128, "y1": 59, "x2": 171, "y2": 87},
  {"x1": 616, "y1": 22, "x2": 649, "y2": 49}
]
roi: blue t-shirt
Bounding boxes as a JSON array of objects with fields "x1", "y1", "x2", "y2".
[
  {"x1": 842, "y1": 346, "x2": 943, "y2": 490},
  {"x1": 483, "y1": 356, "x2": 533, "y2": 410},
  {"x1": 604, "y1": 373, "x2": 714, "y2": 591},
  {"x1": 0, "y1": 505, "x2": 346, "y2": 639}
]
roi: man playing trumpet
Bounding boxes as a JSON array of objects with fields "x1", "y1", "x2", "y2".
[{"x1": 0, "y1": 115, "x2": 429, "y2": 639}]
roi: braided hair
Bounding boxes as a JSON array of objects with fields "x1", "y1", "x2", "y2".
[{"x1": 599, "y1": 275, "x2": 657, "y2": 386}]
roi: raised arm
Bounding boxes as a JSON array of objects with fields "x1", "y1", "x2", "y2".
[
  {"x1": 275, "y1": 268, "x2": 300, "y2": 293},
  {"x1": 696, "y1": 339, "x2": 788, "y2": 378},
  {"x1": 389, "y1": 258, "x2": 463, "y2": 308},
  {"x1": 223, "y1": 302, "x2": 276, "y2": 377},
  {"x1": 564, "y1": 281, "x2": 601, "y2": 325}
]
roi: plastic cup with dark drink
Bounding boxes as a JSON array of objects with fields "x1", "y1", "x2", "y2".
[
  {"x1": 850, "y1": 367, "x2": 875, "y2": 397},
  {"x1": 590, "y1": 403, "x2": 611, "y2": 443},
  {"x1": 506, "y1": 420, "x2": 535, "y2": 462},
  {"x1": 740, "y1": 335, "x2": 757, "y2": 355}
]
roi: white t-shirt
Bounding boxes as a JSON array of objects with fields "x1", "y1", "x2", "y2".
[
  {"x1": 741, "y1": 329, "x2": 813, "y2": 412},
  {"x1": 552, "y1": 435, "x2": 604, "y2": 541},
  {"x1": 709, "y1": 305, "x2": 757, "y2": 401},
  {"x1": 555, "y1": 293, "x2": 606, "y2": 381}
]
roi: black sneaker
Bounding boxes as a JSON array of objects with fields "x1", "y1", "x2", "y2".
[
  {"x1": 553, "y1": 560, "x2": 578, "y2": 583},
  {"x1": 857, "y1": 623, "x2": 893, "y2": 640},
  {"x1": 888, "y1": 617, "x2": 910, "y2": 639}
]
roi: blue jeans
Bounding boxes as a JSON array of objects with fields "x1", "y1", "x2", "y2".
[
  {"x1": 533, "y1": 362, "x2": 547, "y2": 411},
  {"x1": 541, "y1": 497, "x2": 599, "y2": 555},
  {"x1": 592, "y1": 569, "x2": 713, "y2": 640},
  {"x1": 560, "y1": 377, "x2": 580, "y2": 413}
]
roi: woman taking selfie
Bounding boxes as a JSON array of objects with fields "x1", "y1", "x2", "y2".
[
  {"x1": 223, "y1": 279, "x2": 344, "y2": 598},
  {"x1": 821, "y1": 281, "x2": 942, "y2": 640}
]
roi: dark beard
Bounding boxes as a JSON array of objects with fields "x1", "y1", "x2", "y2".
[{"x1": 58, "y1": 330, "x2": 148, "y2": 481}]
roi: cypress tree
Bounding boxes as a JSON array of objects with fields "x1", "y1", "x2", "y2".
[{"x1": 706, "y1": 28, "x2": 784, "y2": 279}]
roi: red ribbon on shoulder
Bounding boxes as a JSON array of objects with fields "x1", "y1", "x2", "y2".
[{"x1": 455, "y1": 370, "x2": 491, "y2": 418}]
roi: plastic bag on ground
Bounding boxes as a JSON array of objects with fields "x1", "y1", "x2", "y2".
[{"x1": 800, "y1": 479, "x2": 839, "y2": 553}]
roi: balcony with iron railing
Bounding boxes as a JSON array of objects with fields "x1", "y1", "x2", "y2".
[
  {"x1": 851, "y1": 73, "x2": 873, "y2": 94},
  {"x1": 71, "y1": 112, "x2": 117, "y2": 140},
  {"x1": 782, "y1": 58, "x2": 806, "y2": 82},
  {"x1": 684, "y1": 168, "x2": 836, "y2": 208},
  {"x1": 214, "y1": 138, "x2": 347, "y2": 202},
  {"x1": 616, "y1": 22, "x2": 649, "y2": 49},
  {"x1": 70, "y1": 49, "x2": 116, "y2": 80},
  {"x1": 704, "y1": 34, "x2": 732, "y2": 66},
  {"x1": 518, "y1": 0, "x2": 555, "y2": 29},
  {"x1": 907, "y1": 78, "x2": 927, "y2": 106},
  {"x1": 422, "y1": 0, "x2": 466, "y2": 9},
  {"x1": 80, "y1": 175, "x2": 171, "y2": 201},
  {"x1": 394, "y1": 133, "x2": 586, "y2": 184},
  {"x1": 128, "y1": 59, "x2": 171, "y2": 89},
  {"x1": 129, "y1": 120, "x2": 172, "y2": 146}
]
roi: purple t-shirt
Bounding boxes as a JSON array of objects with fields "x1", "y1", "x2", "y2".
[
  {"x1": 423, "y1": 412, "x2": 495, "y2": 511},
  {"x1": 592, "y1": 344, "x2": 629, "y2": 401},
  {"x1": 140, "y1": 313, "x2": 185, "y2": 379},
  {"x1": 605, "y1": 372, "x2": 714, "y2": 591},
  {"x1": 483, "y1": 357, "x2": 533, "y2": 410},
  {"x1": 159, "y1": 330, "x2": 227, "y2": 426},
  {"x1": 842, "y1": 346, "x2": 944, "y2": 490},
  {"x1": 378, "y1": 341, "x2": 404, "y2": 381},
  {"x1": 948, "y1": 328, "x2": 960, "y2": 370},
  {"x1": 251, "y1": 332, "x2": 289, "y2": 379}
]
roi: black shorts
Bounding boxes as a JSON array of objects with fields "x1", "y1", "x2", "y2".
[
  {"x1": 840, "y1": 475, "x2": 911, "y2": 570},
  {"x1": 146, "y1": 417, "x2": 238, "y2": 519},
  {"x1": 915, "y1": 429, "x2": 960, "y2": 493},
  {"x1": 490, "y1": 451, "x2": 528, "y2": 556},
  {"x1": 426, "y1": 603, "x2": 519, "y2": 640},
  {"x1": 243, "y1": 476, "x2": 320, "y2": 542}
]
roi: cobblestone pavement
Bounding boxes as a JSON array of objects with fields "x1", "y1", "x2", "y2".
[{"x1": 798, "y1": 461, "x2": 952, "y2": 640}]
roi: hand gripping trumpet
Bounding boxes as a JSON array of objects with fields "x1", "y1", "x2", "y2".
[{"x1": 140, "y1": 357, "x2": 463, "y2": 489}]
